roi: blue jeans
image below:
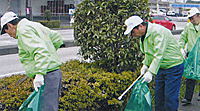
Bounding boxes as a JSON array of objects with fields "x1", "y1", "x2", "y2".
[{"x1": 155, "y1": 63, "x2": 184, "y2": 111}]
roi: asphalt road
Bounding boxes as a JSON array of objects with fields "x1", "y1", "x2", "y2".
[
  {"x1": 0, "y1": 46, "x2": 82, "y2": 78},
  {"x1": 0, "y1": 28, "x2": 74, "y2": 47}
]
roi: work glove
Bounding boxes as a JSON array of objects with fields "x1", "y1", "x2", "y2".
[
  {"x1": 142, "y1": 71, "x2": 153, "y2": 83},
  {"x1": 141, "y1": 65, "x2": 148, "y2": 75},
  {"x1": 181, "y1": 49, "x2": 186, "y2": 59},
  {"x1": 33, "y1": 74, "x2": 44, "y2": 92}
]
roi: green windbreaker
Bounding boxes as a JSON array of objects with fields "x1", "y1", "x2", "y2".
[
  {"x1": 179, "y1": 22, "x2": 200, "y2": 53},
  {"x1": 140, "y1": 23, "x2": 184, "y2": 75},
  {"x1": 16, "y1": 18, "x2": 63, "y2": 77}
]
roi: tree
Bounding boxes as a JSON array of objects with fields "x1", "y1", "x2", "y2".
[
  {"x1": 44, "y1": 10, "x2": 52, "y2": 21},
  {"x1": 74, "y1": 0, "x2": 150, "y2": 73}
]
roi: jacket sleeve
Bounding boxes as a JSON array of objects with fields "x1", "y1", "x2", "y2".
[
  {"x1": 18, "y1": 29, "x2": 51, "y2": 76},
  {"x1": 49, "y1": 30, "x2": 64, "y2": 50},
  {"x1": 148, "y1": 32, "x2": 168, "y2": 75},
  {"x1": 179, "y1": 26, "x2": 188, "y2": 50}
]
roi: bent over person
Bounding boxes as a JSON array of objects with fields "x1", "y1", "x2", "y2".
[
  {"x1": 1, "y1": 11, "x2": 63, "y2": 111},
  {"x1": 124, "y1": 16, "x2": 184, "y2": 111},
  {"x1": 179, "y1": 7, "x2": 200, "y2": 105}
]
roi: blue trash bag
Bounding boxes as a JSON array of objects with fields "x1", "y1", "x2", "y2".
[
  {"x1": 124, "y1": 79, "x2": 152, "y2": 111},
  {"x1": 183, "y1": 37, "x2": 200, "y2": 80},
  {"x1": 18, "y1": 84, "x2": 45, "y2": 111}
]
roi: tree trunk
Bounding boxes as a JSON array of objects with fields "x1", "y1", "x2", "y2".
[{"x1": 7, "y1": 0, "x2": 11, "y2": 11}]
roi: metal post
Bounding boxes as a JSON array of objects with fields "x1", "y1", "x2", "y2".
[
  {"x1": 26, "y1": 0, "x2": 28, "y2": 18},
  {"x1": 30, "y1": 0, "x2": 33, "y2": 21}
]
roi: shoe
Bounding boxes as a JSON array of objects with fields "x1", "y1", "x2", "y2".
[
  {"x1": 181, "y1": 99, "x2": 191, "y2": 106},
  {"x1": 181, "y1": 99, "x2": 191, "y2": 104},
  {"x1": 198, "y1": 96, "x2": 200, "y2": 101}
]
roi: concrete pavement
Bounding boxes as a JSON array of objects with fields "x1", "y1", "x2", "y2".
[{"x1": 178, "y1": 92, "x2": 200, "y2": 111}]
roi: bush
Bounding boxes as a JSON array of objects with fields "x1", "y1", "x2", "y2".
[
  {"x1": 74, "y1": 0, "x2": 150, "y2": 73},
  {"x1": 0, "y1": 60, "x2": 197, "y2": 110},
  {"x1": 0, "y1": 60, "x2": 153, "y2": 111},
  {"x1": 0, "y1": 75, "x2": 34, "y2": 111},
  {"x1": 39, "y1": 20, "x2": 61, "y2": 28}
]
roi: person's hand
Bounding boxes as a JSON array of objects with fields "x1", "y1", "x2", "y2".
[
  {"x1": 142, "y1": 71, "x2": 153, "y2": 83},
  {"x1": 141, "y1": 65, "x2": 148, "y2": 75},
  {"x1": 33, "y1": 74, "x2": 44, "y2": 92},
  {"x1": 181, "y1": 49, "x2": 186, "y2": 59}
]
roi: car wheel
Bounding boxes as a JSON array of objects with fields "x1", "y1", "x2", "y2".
[{"x1": 171, "y1": 25, "x2": 175, "y2": 31}]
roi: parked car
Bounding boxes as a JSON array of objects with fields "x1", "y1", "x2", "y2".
[
  {"x1": 150, "y1": 9, "x2": 166, "y2": 16},
  {"x1": 167, "y1": 11, "x2": 175, "y2": 16},
  {"x1": 167, "y1": 11, "x2": 179, "y2": 16},
  {"x1": 150, "y1": 14, "x2": 176, "y2": 31}
]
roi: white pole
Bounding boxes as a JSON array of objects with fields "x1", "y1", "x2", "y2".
[{"x1": 118, "y1": 74, "x2": 144, "y2": 100}]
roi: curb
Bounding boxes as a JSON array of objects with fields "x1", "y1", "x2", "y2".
[{"x1": 0, "y1": 40, "x2": 77, "y2": 55}]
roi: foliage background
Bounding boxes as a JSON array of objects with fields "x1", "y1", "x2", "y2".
[
  {"x1": 0, "y1": 60, "x2": 196, "y2": 111},
  {"x1": 74, "y1": 0, "x2": 150, "y2": 73}
]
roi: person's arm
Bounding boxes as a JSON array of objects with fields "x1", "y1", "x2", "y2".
[
  {"x1": 49, "y1": 30, "x2": 64, "y2": 50},
  {"x1": 179, "y1": 26, "x2": 188, "y2": 50}
]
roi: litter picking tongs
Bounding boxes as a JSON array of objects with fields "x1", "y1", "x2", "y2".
[{"x1": 118, "y1": 73, "x2": 144, "y2": 100}]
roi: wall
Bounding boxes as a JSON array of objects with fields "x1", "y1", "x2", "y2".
[{"x1": 0, "y1": 0, "x2": 83, "y2": 16}]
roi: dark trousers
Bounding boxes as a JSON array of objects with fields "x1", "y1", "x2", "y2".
[
  {"x1": 184, "y1": 79, "x2": 200, "y2": 101},
  {"x1": 40, "y1": 69, "x2": 62, "y2": 111},
  {"x1": 155, "y1": 63, "x2": 184, "y2": 111}
]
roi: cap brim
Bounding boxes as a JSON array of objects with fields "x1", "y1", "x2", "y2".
[
  {"x1": 187, "y1": 13, "x2": 199, "y2": 18},
  {"x1": 0, "y1": 26, "x2": 6, "y2": 35},
  {"x1": 124, "y1": 26, "x2": 134, "y2": 35},
  {"x1": 187, "y1": 14, "x2": 194, "y2": 18}
]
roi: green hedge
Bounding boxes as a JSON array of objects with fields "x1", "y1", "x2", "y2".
[
  {"x1": 0, "y1": 60, "x2": 193, "y2": 111},
  {"x1": 0, "y1": 60, "x2": 157, "y2": 111},
  {"x1": 39, "y1": 20, "x2": 60, "y2": 28}
]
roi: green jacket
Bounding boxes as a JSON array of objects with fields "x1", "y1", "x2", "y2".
[
  {"x1": 140, "y1": 23, "x2": 184, "y2": 75},
  {"x1": 179, "y1": 22, "x2": 200, "y2": 53},
  {"x1": 16, "y1": 18, "x2": 63, "y2": 77}
]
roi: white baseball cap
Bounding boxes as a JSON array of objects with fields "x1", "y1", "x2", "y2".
[
  {"x1": 1, "y1": 11, "x2": 18, "y2": 35},
  {"x1": 188, "y1": 7, "x2": 200, "y2": 18},
  {"x1": 124, "y1": 16, "x2": 143, "y2": 35}
]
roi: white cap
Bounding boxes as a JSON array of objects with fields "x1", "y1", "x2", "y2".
[
  {"x1": 1, "y1": 11, "x2": 18, "y2": 35},
  {"x1": 188, "y1": 7, "x2": 200, "y2": 18},
  {"x1": 124, "y1": 16, "x2": 143, "y2": 35}
]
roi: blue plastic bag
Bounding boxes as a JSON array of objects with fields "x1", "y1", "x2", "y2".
[{"x1": 19, "y1": 85, "x2": 45, "y2": 111}]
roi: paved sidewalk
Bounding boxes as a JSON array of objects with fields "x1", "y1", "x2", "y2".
[{"x1": 178, "y1": 92, "x2": 200, "y2": 111}]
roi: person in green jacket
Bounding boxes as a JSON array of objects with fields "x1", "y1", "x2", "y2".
[
  {"x1": 179, "y1": 7, "x2": 200, "y2": 105},
  {"x1": 124, "y1": 16, "x2": 184, "y2": 111},
  {"x1": 0, "y1": 11, "x2": 63, "y2": 111}
]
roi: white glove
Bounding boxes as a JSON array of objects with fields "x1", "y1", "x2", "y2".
[
  {"x1": 141, "y1": 65, "x2": 148, "y2": 75},
  {"x1": 181, "y1": 49, "x2": 186, "y2": 59},
  {"x1": 33, "y1": 74, "x2": 44, "y2": 92},
  {"x1": 142, "y1": 71, "x2": 153, "y2": 83}
]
